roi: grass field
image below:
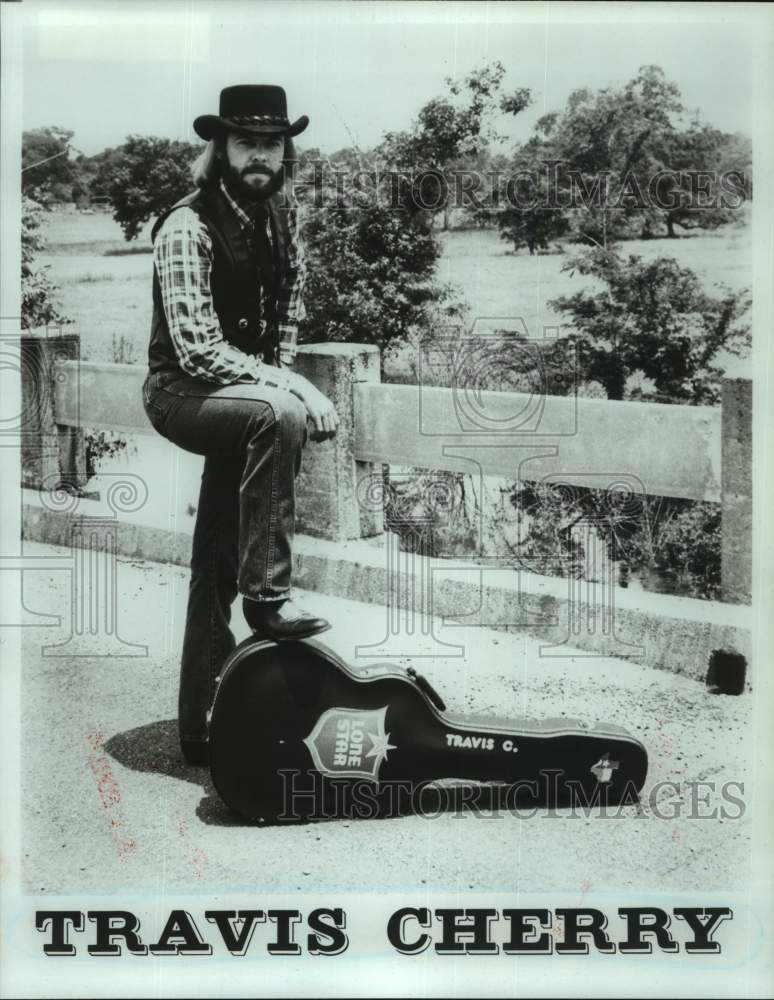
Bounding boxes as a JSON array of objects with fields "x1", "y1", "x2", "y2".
[
  {"x1": 437, "y1": 221, "x2": 752, "y2": 336},
  {"x1": 39, "y1": 208, "x2": 752, "y2": 369}
]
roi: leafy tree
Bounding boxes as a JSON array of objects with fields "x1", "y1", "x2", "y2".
[
  {"x1": 377, "y1": 62, "x2": 531, "y2": 228},
  {"x1": 549, "y1": 247, "x2": 750, "y2": 402},
  {"x1": 103, "y1": 135, "x2": 202, "y2": 239},
  {"x1": 67, "y1": 146, "x2": 121, "y2": 206},
  {"x1": 498, "y1": 205, "x2": 569, "y2": 254},
  {"x1": 21, "y1": 196, "x2": 69, "y2": 329},
  {"x1": 653, "y1": 120, "x2": 750, "y2": 237},
  {"x1": 84, "y1": 146, "x2": 122, "y2": 198},
  {"x1": 516, "y1": 66, "x2": 681, "y2": 245},
  {"x1": 715, "y1": 131, "x2": 752, "y2": 198},
  {"x1": 491, "y1": 151, "x2": 570, "y2": 253},
  {"x1": 22, "y1": 126, "x2": 77, "y2": 204},
  {"x1": 511, "y1": 65, "x2": 750, "y2": 246}
]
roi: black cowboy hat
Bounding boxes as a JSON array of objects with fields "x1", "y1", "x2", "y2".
[{"x1": 194, "y1": 84, "x2": 309, "y2": 140}]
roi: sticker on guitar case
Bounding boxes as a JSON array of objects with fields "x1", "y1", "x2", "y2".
[
  {"x1": 303, "y1": 706, "x2": 396, "y2": 782},
  {"x1": 590, "y1": 755, "x2": 620, "y2": 784}
]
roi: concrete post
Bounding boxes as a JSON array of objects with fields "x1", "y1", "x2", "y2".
[
  {"x1": 721, "y1": 363, "x2": 752, "y2": 604},
  {"x1": 293, "y1": 342, "x2": 383, "y2": 541},
  {"x1": 20, "y1": 328, "x2": 87, "y2": 493}
]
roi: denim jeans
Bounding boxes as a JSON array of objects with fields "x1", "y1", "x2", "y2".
[{"x1": 142, "y1": 370, "x2": 308, "y2": 745}]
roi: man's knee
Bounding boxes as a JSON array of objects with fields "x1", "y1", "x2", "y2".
[
  {"x1": 275, "y1": 391, "x2": 308, "y2": 435},
  {"x1": 251, "y1": 390, "x2": 307, "y2": 444}
]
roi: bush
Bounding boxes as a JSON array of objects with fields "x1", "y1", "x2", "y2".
[
  {"x1": 298, "y1": 175, "x2": 465, "y2": 352},
  {"x1": 613, "y1": 497, "x2": 721, "y2": 600},
  {"x1": 21, "y1": 196, "x2": 69, "y2": 329},
  {"x1": 383, "y1": 471, "x2": 721, "y2": 601},
  {"x1": 83, "y1": 428, "x2": 134, "y2": 480},
  {"x1": 549, "y1": 247, "x2": 751, "y2": 402},
  {"x1": 494, "y1": 482, "x2": 721, "y2": 600}
]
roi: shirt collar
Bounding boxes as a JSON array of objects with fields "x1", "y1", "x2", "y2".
[{"x1": 219, "y1": 178, "x2": 267, "y2": 229}]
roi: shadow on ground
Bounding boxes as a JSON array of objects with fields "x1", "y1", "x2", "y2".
[{"x1": 104, "y1": 720, "x2": 246, "y2": 828}]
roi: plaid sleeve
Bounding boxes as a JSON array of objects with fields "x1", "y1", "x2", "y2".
[
  {"x1": 275, "y1": 199, "x2": 306, "y2": 359},
  {"x1": 153, "y1": 207, "x2": 294, "y2": 390}
]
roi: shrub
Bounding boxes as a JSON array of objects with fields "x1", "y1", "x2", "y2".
[
  {"x1": 495, "y1": 482, "x2": 721, "y2": 600},
  {"x1": 549, "y1": 247, "x2": 751, "y2": 402},
  {"x1": 298, "y1": 176, "x2": 465, "y2": 352},
  {"x1": 21, "y1": 196, "x2": 69, "y2": 329}
]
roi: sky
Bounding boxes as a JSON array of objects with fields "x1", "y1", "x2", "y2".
[{"x1": 20, "y1": 0, "x2": 755, "y2": 157}]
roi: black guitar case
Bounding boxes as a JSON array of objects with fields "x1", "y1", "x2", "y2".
[{"x1": 208, "y1": 635, "x2": 648, "y2": 823}]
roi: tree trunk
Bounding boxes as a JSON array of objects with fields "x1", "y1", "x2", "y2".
[
  {"x1": 605, "y1": 364, "x2": 626, "y2": 401},
  {"x1": 665, "y1": 213, "x2": 677, "y2": 238}
]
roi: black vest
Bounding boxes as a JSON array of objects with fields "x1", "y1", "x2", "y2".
[{"x1": 147, "y1": 183, "x2": 291, "y2": 376}]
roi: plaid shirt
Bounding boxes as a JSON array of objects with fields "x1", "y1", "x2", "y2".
[{"x1": 153, "y1": 178, "x2": 306, "y2": 390}]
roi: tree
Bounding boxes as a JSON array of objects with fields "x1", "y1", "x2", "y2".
[
  {"x1": 497, "y1": 206, "x2": 570, "y2": 255},
  {"x1": 511, "y1": 65, "x2": 750, "y2": 246},
  {"x1": 103, "y1": 135, "x2": 202, "y2": 239},
  {"x1": 377, "y1": 62, "x2": 531, "y2": 229},
  {"x1": 654, "y1": 121, "x2": 750, "y2": 237},
  {"x1": 22, "y1": 126, "x2": 77, "y2": 204},
  {"x1": 716, "y1": 131, "x2": 752, "y2": 198},
  {"x1": 549, "y1": 248, "x2": 750, "y2": 403},
  {"x1": 490, "y1": 148, "x2": 570, "y2": 253},
  {"x1": 21, "y1": 196, "x2": 69, "y2": 329}
]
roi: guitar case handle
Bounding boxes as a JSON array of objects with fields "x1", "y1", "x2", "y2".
[{"x1": 405, "y1": 666, "x2": 446, "y2": 712}]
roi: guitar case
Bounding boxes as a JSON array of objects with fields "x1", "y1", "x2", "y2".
[{"x1": 208, "y1": 635, "x2": 648, "y2": 823}]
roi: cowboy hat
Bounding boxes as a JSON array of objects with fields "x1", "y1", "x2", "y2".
[{"x1": 194, "y1": 84, "x2": 309, "y2": 140}]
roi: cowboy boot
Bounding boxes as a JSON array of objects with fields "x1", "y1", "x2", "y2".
[{"x1": 242, "y1": 596, "x2": 330, "y2": 641}]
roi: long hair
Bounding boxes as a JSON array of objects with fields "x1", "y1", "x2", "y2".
[
  {"x1": 190, "y1": 140, "x2": 220, "y2": 188},
  {"x1": 191, "y1": 135, "x2": 298, "y2": 196}
]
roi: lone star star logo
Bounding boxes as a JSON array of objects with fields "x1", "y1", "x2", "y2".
[
  {"x1": 303, "y1": 706, "x2": 396, "y2": 782},
  {"x1": 365, "y1": 730, "x2": 397, "y2": 767}
]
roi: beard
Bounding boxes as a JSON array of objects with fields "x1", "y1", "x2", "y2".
[{"x1": 222, "y1": 157, "x2": 285, "y2": 203}]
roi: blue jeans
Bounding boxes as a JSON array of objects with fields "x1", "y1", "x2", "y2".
[{"x1": 142, "y1": 370, "x2": 309, "y2": 744}]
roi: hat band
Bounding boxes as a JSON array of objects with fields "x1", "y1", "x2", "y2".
[{"x1": 229, "y1": 114, "x2": 290, "y2": 127}]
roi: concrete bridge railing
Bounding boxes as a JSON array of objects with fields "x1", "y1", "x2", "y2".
[{"x1": 19, "y1": 329, "x2": 753, "y2": 681}]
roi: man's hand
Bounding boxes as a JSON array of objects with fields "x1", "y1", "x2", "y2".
[{"x1": 285, "y1": 371, "x2": 339, "y2": 441}]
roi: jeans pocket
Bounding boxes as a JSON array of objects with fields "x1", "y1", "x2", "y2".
[{"x1": 142, "y1": 375, "x2": 168, "y2": 434}]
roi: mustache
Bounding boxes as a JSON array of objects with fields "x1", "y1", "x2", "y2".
[{"x1": 243, "y1": 165, "x2": 273, "y2": 177}]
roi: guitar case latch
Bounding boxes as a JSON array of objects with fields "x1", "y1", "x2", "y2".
[{"x1": 405, "y1": 666, "x2": 446, "y2": 712}]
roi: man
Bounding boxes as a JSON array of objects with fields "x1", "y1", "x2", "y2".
[{"x1": 142, "y1": 85, "x2": 338, "y2": 765}]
